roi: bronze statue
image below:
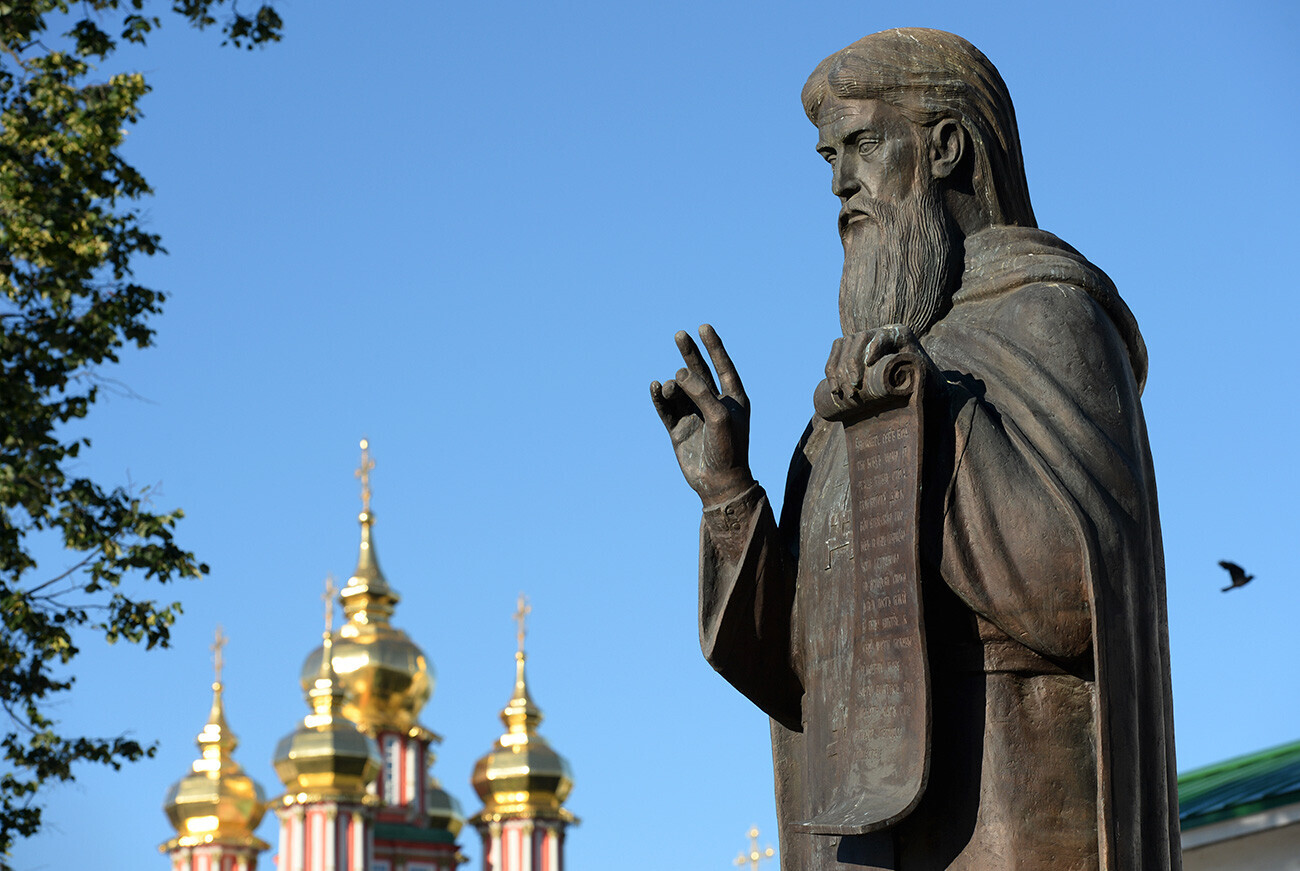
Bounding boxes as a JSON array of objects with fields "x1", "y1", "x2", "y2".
[{"x1": 651, "y1": 29, "x2": 1180, "y2": 870}]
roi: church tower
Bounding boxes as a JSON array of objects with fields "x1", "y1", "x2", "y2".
[
  {"x1": 300, "y1": 440, "x2": 465, "y2": 871},
  {"x1": 272, "y1": 579, "x2": 382, "y2": 871},
  {"x1": 161, "y1": 628, "x2": 269, "y2": 871},
  {"x1": 470, "y1": 597, "x2": 576, "y2": 871}
]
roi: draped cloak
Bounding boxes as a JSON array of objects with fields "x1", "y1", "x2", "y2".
[{"x1": 698, "y1": 226, "x2": 1180, "y2": 870}]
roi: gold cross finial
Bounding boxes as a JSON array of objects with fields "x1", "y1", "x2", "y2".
[
  {"x1": 513, "y1": 593, "x2": 531, "y2": 656},
  {"x1": 212, "y1": 625, "x2": 228, "y2": 685},
  {"x1": 735, "y1": 827, "x2": 775, "y2": 871},
  {"x1": 356, "y1": 438, "x2": 374, "y2": 513},
  {"x1": 323, "y1": 574, "x2": 338, "y2": 637}
]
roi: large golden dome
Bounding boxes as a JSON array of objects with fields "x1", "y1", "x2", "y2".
[
  {"x1": 470, "y1": 603, "x2": 575, "y2": 823},
  {"x1": 161, "y1": 635, "x2": 268, "y2": 852},
  {"x1": 301, "y1": 443, "x2": 433, "y2": 736},
  {"x1": 275, "y1": 634, "x2": 382, "y2": 804}
]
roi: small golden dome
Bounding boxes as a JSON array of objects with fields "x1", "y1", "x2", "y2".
[
  {"x1": 161, "y1": 631, "x2": 268, "y2": 852},
  {"x1": 471, "y1": 598, "x2": 575, "y2": 823},
  {"x1": 426, "y1": 773, "x2": 466, "y2": 836},
  {"x1": 301, "y1": 442, "x2": 433, "y2": 735},
  {"x1": 275, "y1": 633, "x2": 381, "y2": 804}
]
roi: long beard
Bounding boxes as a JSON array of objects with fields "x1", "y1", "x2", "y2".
[{"x1": 838, "y1": 182, "x2": 958, "y2": 336}]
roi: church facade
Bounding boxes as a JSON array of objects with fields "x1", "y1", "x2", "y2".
[{"x1": 159, "y1": 443, "x2": 576, "y2": 871}]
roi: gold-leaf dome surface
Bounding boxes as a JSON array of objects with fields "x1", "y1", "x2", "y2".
[
  {"x1": 161, "y1": 680, "x2": 268, "y2": 851},
  {"x1": 470, "y1": 648, "x2": 575, "y2": 823},
  {"x1": 276, "y1": 636, "x2": 381, "y2": 804},
  {"x1": 300, "y1": 508, "x2": 433, "y2": 735},
  {"x1": 303, "y1": 443, "x2": 433, "y2": 735}
]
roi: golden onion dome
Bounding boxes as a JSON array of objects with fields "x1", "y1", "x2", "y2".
[
  {"x1": 301, "y1": 442, "x2": 433, "y2": 736},
  {"x1": 275, "y1": 631, "x2": 381, "y2": 804},
  {"x1": 471, "y1": 599, "x2": 576, "y2": 823},
  {"x1": 161, "y1": 631, "x2": 268, "y2": 853}
]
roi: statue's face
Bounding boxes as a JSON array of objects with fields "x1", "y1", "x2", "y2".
[
  {"x1": 815, "y1": 96, "x2": 926, "y2": 238},
  {"x1": 814, "y1": 94, "x2": 958, "y2": 337}
]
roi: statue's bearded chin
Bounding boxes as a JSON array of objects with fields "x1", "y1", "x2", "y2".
[{"x1": 838, "y1": 181, "x2": 959, "y2": 337}]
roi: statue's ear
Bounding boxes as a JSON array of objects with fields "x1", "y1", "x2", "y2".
[{"x1": 928, "y1": 118, "x2": 966, "y2": 181}]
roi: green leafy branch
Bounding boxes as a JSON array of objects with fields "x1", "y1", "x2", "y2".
[{"x1": 0, "y1": 0, "x2": 280, "y2": 857}]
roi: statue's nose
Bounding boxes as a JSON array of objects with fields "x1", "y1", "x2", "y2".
[{"x1": 831, "y1": 154, "x2": 859, "y2": 199}]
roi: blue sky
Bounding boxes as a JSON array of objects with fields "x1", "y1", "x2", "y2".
[{"x1": 10, "y1": 1, "x2": 1300, "y2": 869}]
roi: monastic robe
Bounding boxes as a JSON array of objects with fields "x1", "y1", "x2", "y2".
[{"x1": 699, "y1": 226, "x2": 1180, "y2": 870}]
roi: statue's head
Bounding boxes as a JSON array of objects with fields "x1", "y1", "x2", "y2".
[
  {"x1": 803, "y1": 28, "x2": 1034, "y2": 229},
  {"x1": 802, "y1": 29, "x2": 1036, "y2": 335}
]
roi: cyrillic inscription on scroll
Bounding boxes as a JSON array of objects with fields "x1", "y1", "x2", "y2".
[{"x1": 794, "y1": 354, "x2": 930, "y2": 837}]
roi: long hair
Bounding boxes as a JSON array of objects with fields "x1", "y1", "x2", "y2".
[{"x1": 802, "y1": 28, "x2": 1036, "y2": 228}]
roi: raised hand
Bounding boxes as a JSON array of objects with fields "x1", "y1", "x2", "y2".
[{"x1": 650, "y1": 324, "x2": 756, "y2": 505}]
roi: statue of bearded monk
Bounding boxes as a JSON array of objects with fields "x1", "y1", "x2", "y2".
[{"x1": 651, "y1": 28, "x2": 1181, "y2": 871}]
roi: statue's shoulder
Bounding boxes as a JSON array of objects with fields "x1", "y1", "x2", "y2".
[
  {"x1": 942, "y1": 275, "x2": 1109, "y2": 347},
  {"x1": 944, "y1": 225, "x2": 1141, "y2": 377},
  {"x1": 988, "y1": 278, "x2": 1110, "y2": 329},
  {"x1": 936, "y1": 276, "x2": 1142, "y2": 404}
]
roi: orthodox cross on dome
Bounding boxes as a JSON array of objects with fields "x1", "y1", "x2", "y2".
[
  {"x1": 211, "y1": 625, "x2": 228, "y2": 685},
  {"x1": 355, "y1": 438, "x2": 375, "y2": 513},
  {"x1": 513, "y1": 593, "x2": 531, "y2": 656},
  {"x1": 734, "y1": 827, "x2": 775, "y2": 871},
  {"x1": 322, "y1": 574, "x2": 338, "y2": 637}
]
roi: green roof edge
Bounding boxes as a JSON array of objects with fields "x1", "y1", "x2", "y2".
[
  {"x1": 1179, "y1": 738, "x2": 1300, "y2": 788},
  {"x1": 1178, "y1": 738, "x2": 1300, "y2": 829}
]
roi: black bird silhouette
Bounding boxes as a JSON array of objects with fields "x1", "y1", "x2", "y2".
[{"x1": 1219, "y1": 560, "x2": 1254, "y2": 592}]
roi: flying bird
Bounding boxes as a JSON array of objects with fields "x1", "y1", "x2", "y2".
[{"x1": 1219, "y1": 560, "x2": 1254, "y2": 592}]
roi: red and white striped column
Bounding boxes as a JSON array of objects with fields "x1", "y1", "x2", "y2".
[
  {"x1": 373, "y1": 729, "x2": 427, "y2": 819},
  {"x1": 274, "y1": 801, "x2": 372, "y2": 871},
  {"x1": 167, "y1": 845, "x2": 263, "y2": 871},
  {"x1": 478, "y1": 817, "x2": 568, "y2": 871}
]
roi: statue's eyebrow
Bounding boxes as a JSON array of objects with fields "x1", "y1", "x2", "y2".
[
  {"x1": 821, "y1": 116, "x2": 881, "y2": 149},
  {"x1": 842, "y1": 121, "x2": 882, "y2": 144}
]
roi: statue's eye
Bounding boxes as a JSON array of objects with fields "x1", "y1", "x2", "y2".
[
  {"x1": 820, "y1": 151, "x2": 836, "y2": 166},
  {"x1": 857, "y1": 137, "x2": 881, "y2": 156}
]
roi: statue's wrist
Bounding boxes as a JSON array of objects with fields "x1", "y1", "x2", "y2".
[
  {"x1": 701, "y1": 480, "x2": 763, "y2": 529},
  {"x1": 702, "y1": 474, "x2": 758, "y2": 509}
]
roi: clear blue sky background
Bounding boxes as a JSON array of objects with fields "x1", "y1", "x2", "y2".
[{"x1": 11, "y1": 1, "x2": 1300, "y2": 869}]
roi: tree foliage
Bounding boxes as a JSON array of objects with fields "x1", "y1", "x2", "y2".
[{"x1": 0, "y1": 0, "x2": 280, "y2": 855}]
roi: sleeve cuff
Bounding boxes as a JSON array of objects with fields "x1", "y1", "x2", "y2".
[{"x1": 702, "y1": 483, "x2": 765, "y2": 535}]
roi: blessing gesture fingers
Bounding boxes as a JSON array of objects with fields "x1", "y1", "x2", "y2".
[{"x1": 650, "y1": 324, "x2": 755, "y2": 505}]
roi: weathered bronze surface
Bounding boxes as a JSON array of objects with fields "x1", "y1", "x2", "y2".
[
  {"x1": 794, "y1": 353, "x2": 929, "y2": 838},
  {"x1": 650, "y1": 28, "x2": 1181, "y2": 870}
]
